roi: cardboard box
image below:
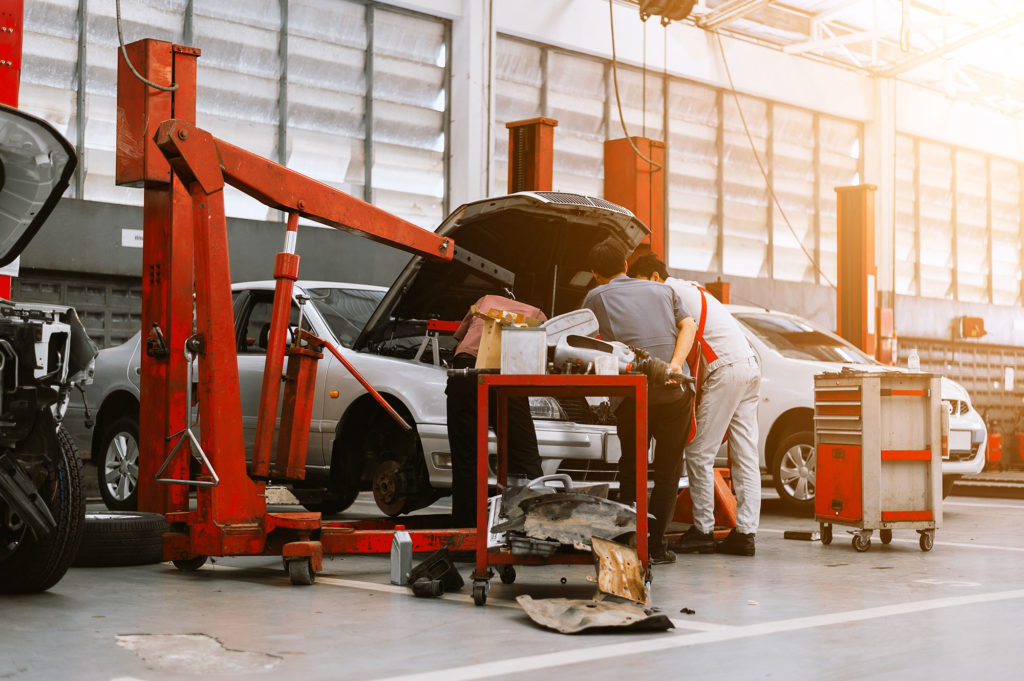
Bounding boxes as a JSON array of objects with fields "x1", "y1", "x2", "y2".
[{"x1": 473, "y1": 306, "x2": 542, "y2": 369}]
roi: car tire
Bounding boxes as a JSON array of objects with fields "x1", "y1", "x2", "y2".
[
  {"x1": 97, "y1": 414, "x2": 140, "y2": 511},
  {"x1": 300, "y1": 487, "x2": 360, "y2": 515},
  {"x1": 0, "y1": 422, "x2": 85, "y2": 594},
  {"x1": 772, "y1": 430, "x2": 816, "y2": 514},
  {"x1": 73, "y1": 511, "x2": 167, "y2": 567},
  {"x1": 942, "y1": 475, "x2": 960, "y2": 499}
]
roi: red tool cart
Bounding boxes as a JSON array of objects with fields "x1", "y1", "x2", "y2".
[
  {"x1": 471, "y1": 373, "x2": 648, "y2": 606},
  {"x1": 814, "y1": 371, "x2": 943, "y2": 552}
]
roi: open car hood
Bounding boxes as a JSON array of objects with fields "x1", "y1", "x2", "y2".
[
  {"x1": 354, "y1": 192, "x2": 650, "y2": 351},
  {"x1": 0, "y1": 105, "x2": 77, "y2": 268}
]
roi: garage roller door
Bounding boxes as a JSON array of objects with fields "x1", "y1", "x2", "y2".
[{"x1": 12, "y1": 270, "x2": 142, "y2": 349}]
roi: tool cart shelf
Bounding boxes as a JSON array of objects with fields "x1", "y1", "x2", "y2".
[
  {"x1": 471, "y1": 374, "x2": 649, "y2": 606},
  {"x1": 814, "y1": 371, "x2": 943, "y2": 552}
]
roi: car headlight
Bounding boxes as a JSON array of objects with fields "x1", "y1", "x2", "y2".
[{"x1": 529, "y1": 396, "x2": 567, "y2": 421}]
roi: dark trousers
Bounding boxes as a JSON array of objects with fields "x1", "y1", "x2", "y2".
[
  {"x1": 445, "y1": 355, "x2": 542, "y2": 527},
  {"x1": 615, "y1": 391, "x2": 692, "y2": 554}
]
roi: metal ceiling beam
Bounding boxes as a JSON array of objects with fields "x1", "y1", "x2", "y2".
[
  {"x1": 784, "y1": 11, "x2": 1009, "y2": 55},
  {"x1": 696, "y1": 0, "x2": 773, "y2": 30},
  {"x1": 877, "y1": 12, "x2": 1024, "y2": 77}
]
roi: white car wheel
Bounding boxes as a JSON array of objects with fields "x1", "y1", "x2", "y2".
[
  {"x1": 97, "y1": 416, "x2": 140, "y2": 511},
  {"x1": 772, "y1": 430, "x2": 816, "y2": 513}
]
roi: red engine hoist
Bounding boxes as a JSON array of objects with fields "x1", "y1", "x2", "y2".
[{"x1": 116, "y1": 39, "x2": 475, "y2": 583}]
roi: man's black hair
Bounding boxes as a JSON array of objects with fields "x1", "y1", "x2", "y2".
[
  {"x1": 627, "y1": 253, "x2": 669, "y2": 280},
  {"x1": 588, "y1": 238, "x2": 627, "y2": 278}
]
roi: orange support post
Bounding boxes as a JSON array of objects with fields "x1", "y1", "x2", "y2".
[
  {"x1": 603, "y1": 137, "x2": 665, "y2": 260},
  {"x1": 506, "y1": 117, "x2": 557, "y2": 193},
  {"x1": 835, "y1": 184, "x2": 878, "y2": 358}
]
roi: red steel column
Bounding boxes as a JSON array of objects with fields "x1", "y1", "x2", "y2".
[
  {"x1": 603, "y1": 137, "x2": 665, "y2": 260},
  {"x1": 506, "y1": 117, "x2": 558, "y2": 193},
  {"x1": 115, "y1": 40, "x2": 200, "y2": 513},
  {"x1": 835, "y1": 184, "x2": 878, "y2": 357}
]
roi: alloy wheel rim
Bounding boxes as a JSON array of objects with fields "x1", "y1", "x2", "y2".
[
  {"x1": 778, "y1": 443, "x2": 816, "y2": 501},
  {"x1": 104, "y1": 431, "x2": 139, "y2": 501}
]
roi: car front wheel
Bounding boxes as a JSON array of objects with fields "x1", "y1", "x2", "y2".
[
  {"x1": 98, "y1": 415, "x2": 140, "y2": 511},
  {"x1": 772, "y1": 430, "x2": 816, "y2": 514}
]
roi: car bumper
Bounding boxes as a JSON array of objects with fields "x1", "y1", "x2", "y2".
[
  {"x1": 943, "y1": 430, "x2": 986, "y2": 476},
  {"x1": 419, "y1": 421, "x2": 617, "y2": 488}
]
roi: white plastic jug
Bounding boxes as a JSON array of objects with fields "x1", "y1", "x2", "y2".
[{"x1": 390, "y1": 525, "x2": 412, "y2": 586}]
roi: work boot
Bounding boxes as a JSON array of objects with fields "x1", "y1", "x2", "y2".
[
  {"x1": 649, "y1": 547, "x2": 676, "y2": 565},
  {"x1": 670, "y1": 526, "x2": 715, "y2": 554},
  {"x1": 715, "y1": 529, "x2": 755, "y2": 556}
]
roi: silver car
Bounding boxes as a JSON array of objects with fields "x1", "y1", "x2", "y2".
[{"x1": 64, "y1": 192, "x2": 644, "y2": 513}]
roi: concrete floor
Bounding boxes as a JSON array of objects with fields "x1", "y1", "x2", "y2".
[{"x1": 3, "y1": 491, "x2": 1023, "y2": 681}]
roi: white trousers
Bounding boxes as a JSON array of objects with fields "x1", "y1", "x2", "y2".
[{"x1": 685, "y1": 356, "x2": 761, "y2": 534}]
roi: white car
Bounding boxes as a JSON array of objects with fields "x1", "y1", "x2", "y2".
[{"x1": 727, "y1": 305, "x2": 987, "y2": 510}]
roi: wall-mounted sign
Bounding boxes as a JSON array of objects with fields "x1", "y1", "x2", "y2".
[{"x1": 121, "y1": 229, "x2": 145, "y2": 249}]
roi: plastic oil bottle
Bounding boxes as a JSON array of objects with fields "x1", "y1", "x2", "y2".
[{"x1": 390, "y1": 525, "x2": 412, "y2": 586}]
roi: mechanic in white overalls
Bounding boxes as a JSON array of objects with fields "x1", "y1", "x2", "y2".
[{"x1": 628, "y1": 254, "x2": 761, "y2": 556}]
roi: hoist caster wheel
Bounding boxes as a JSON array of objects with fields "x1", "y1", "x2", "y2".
[
  {"x1": 172, "y1": 555, "x2": 208, "y2": 571},
  {"x1": 472, "y1": 582, "x2": 488, "y2": 606},
  {"x1": 499, "y1": 566, "x2": 516, "y2": 584},
  {"x1": 288, "y1": 558, "x2": 316, "y2": 585}
]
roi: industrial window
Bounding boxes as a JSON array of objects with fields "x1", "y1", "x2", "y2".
[
  {"x1": 818, "y1": 116, "x2": 861, "y2": 287},
  {"x1": 917, "y1": 141, "x2": 954, "y2": 300},
  {"x1": 721, "y1": 93, "x2": 769, "y2": 278},
  {"x1": 285, "y1": 0, "x2": 367, "y2": 203},
  {"x1": 990, "y1": 160, "x2": 1022, "y2": 305},
  {"x1": 19, "y1": 1, "x2": 450, "y2": 227},
  {"x1": 894, "y1": 135, "x2": 917, "y2": 296},
  {"x1": 194, "y1": 0, "x2": 282, "y2": 221},
  {"x1": 20, "y1": 0, "x2": 79, "y2": 190},
  {"x1": 666, "y1": 80, "x2": 717, "y2": 272},
  {"x1": 771, "y1": 104, "x2": 815, "y2": 283},
  {"x1": 370, "y1": 8, "x2": 448, "y2": 229},
  {"x1": 492, "y1": 37, "x2": 543, "y2": 196},
  {"x1": 896, "y1": 135, "x2": 1023, "y2": 305},
  {"x1": 548, "y1": 51, "x2": 607, "y2": 197}
]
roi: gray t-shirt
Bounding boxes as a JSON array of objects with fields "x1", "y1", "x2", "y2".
[{"x1": 582, "y1": 276, "x2": 693, "y2": 404}]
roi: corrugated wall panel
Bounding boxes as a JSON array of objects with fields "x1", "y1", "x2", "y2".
[
  {"x1": 721, "y1": 94, "x2": 768, "y2": 277},
  {"x1": 990, "y1": 159, "x2": 1021, "y2": 305},
  {"x1": 954, "y1": 149, "x2": 989, "y2": 303},
  {"x1": 371, "y1": 9, "x2": 447, "y2": 229},
  {"x1": 918, "y1": 141, "x2": 954, "y2": 299},
  {"x1": 772, "y1": 104, "x2": 815, "y2": 282},
  {"x1": 286, "y1": 0, "x2": 367, "y2": 200},
  {"x1": 666, "y1": 80, "x2": 717, "y2": 272},
  {"x1": 894, "y1": 134, "x2": 917, "y2": 295}
]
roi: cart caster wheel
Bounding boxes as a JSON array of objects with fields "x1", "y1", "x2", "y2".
[
  {"x1": 880, "y1": 529, "x2": 893, "y2": 545},
  {"x1": 472, "y1": 582, "x2": 488, "y2": 606},
  {"x1": 499, "y1": 566, "x2": 516, "y2": 585},
  {"x1": 919, "y1": 531, "x2": 934, "y2": 552},
  {"x1": 173, "y1": 555, "x2": 208, "y2": 571},
  {"x1": 287, "y1": 558, "x2": 316, "y2": 585},
  {"x1": 820, "y1": 523, "x2": 832, "y2": 545},
  {"x1": 852, "y1": 533, "x2": 871, "y2": 552}
]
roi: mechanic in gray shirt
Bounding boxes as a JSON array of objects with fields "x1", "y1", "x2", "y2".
[{"x1": 582, "y1": 238, "x2": 697, "y2": 565}]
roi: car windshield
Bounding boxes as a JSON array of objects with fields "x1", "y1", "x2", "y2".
[
  {"x1": 307, "y1": 287, "x2": 386, "y2": 348},
  {"x1": 735, "y1": 312, "x2": 879, "y2": 365}
]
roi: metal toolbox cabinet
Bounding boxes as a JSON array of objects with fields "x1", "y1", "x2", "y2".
[{"x1": 814, "y1": 371, "x2": 942, "y2": 552}]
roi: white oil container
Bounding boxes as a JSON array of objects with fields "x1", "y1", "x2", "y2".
[{"x1": 500, "y1": 326, "x2": 547, "y2": 375}]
